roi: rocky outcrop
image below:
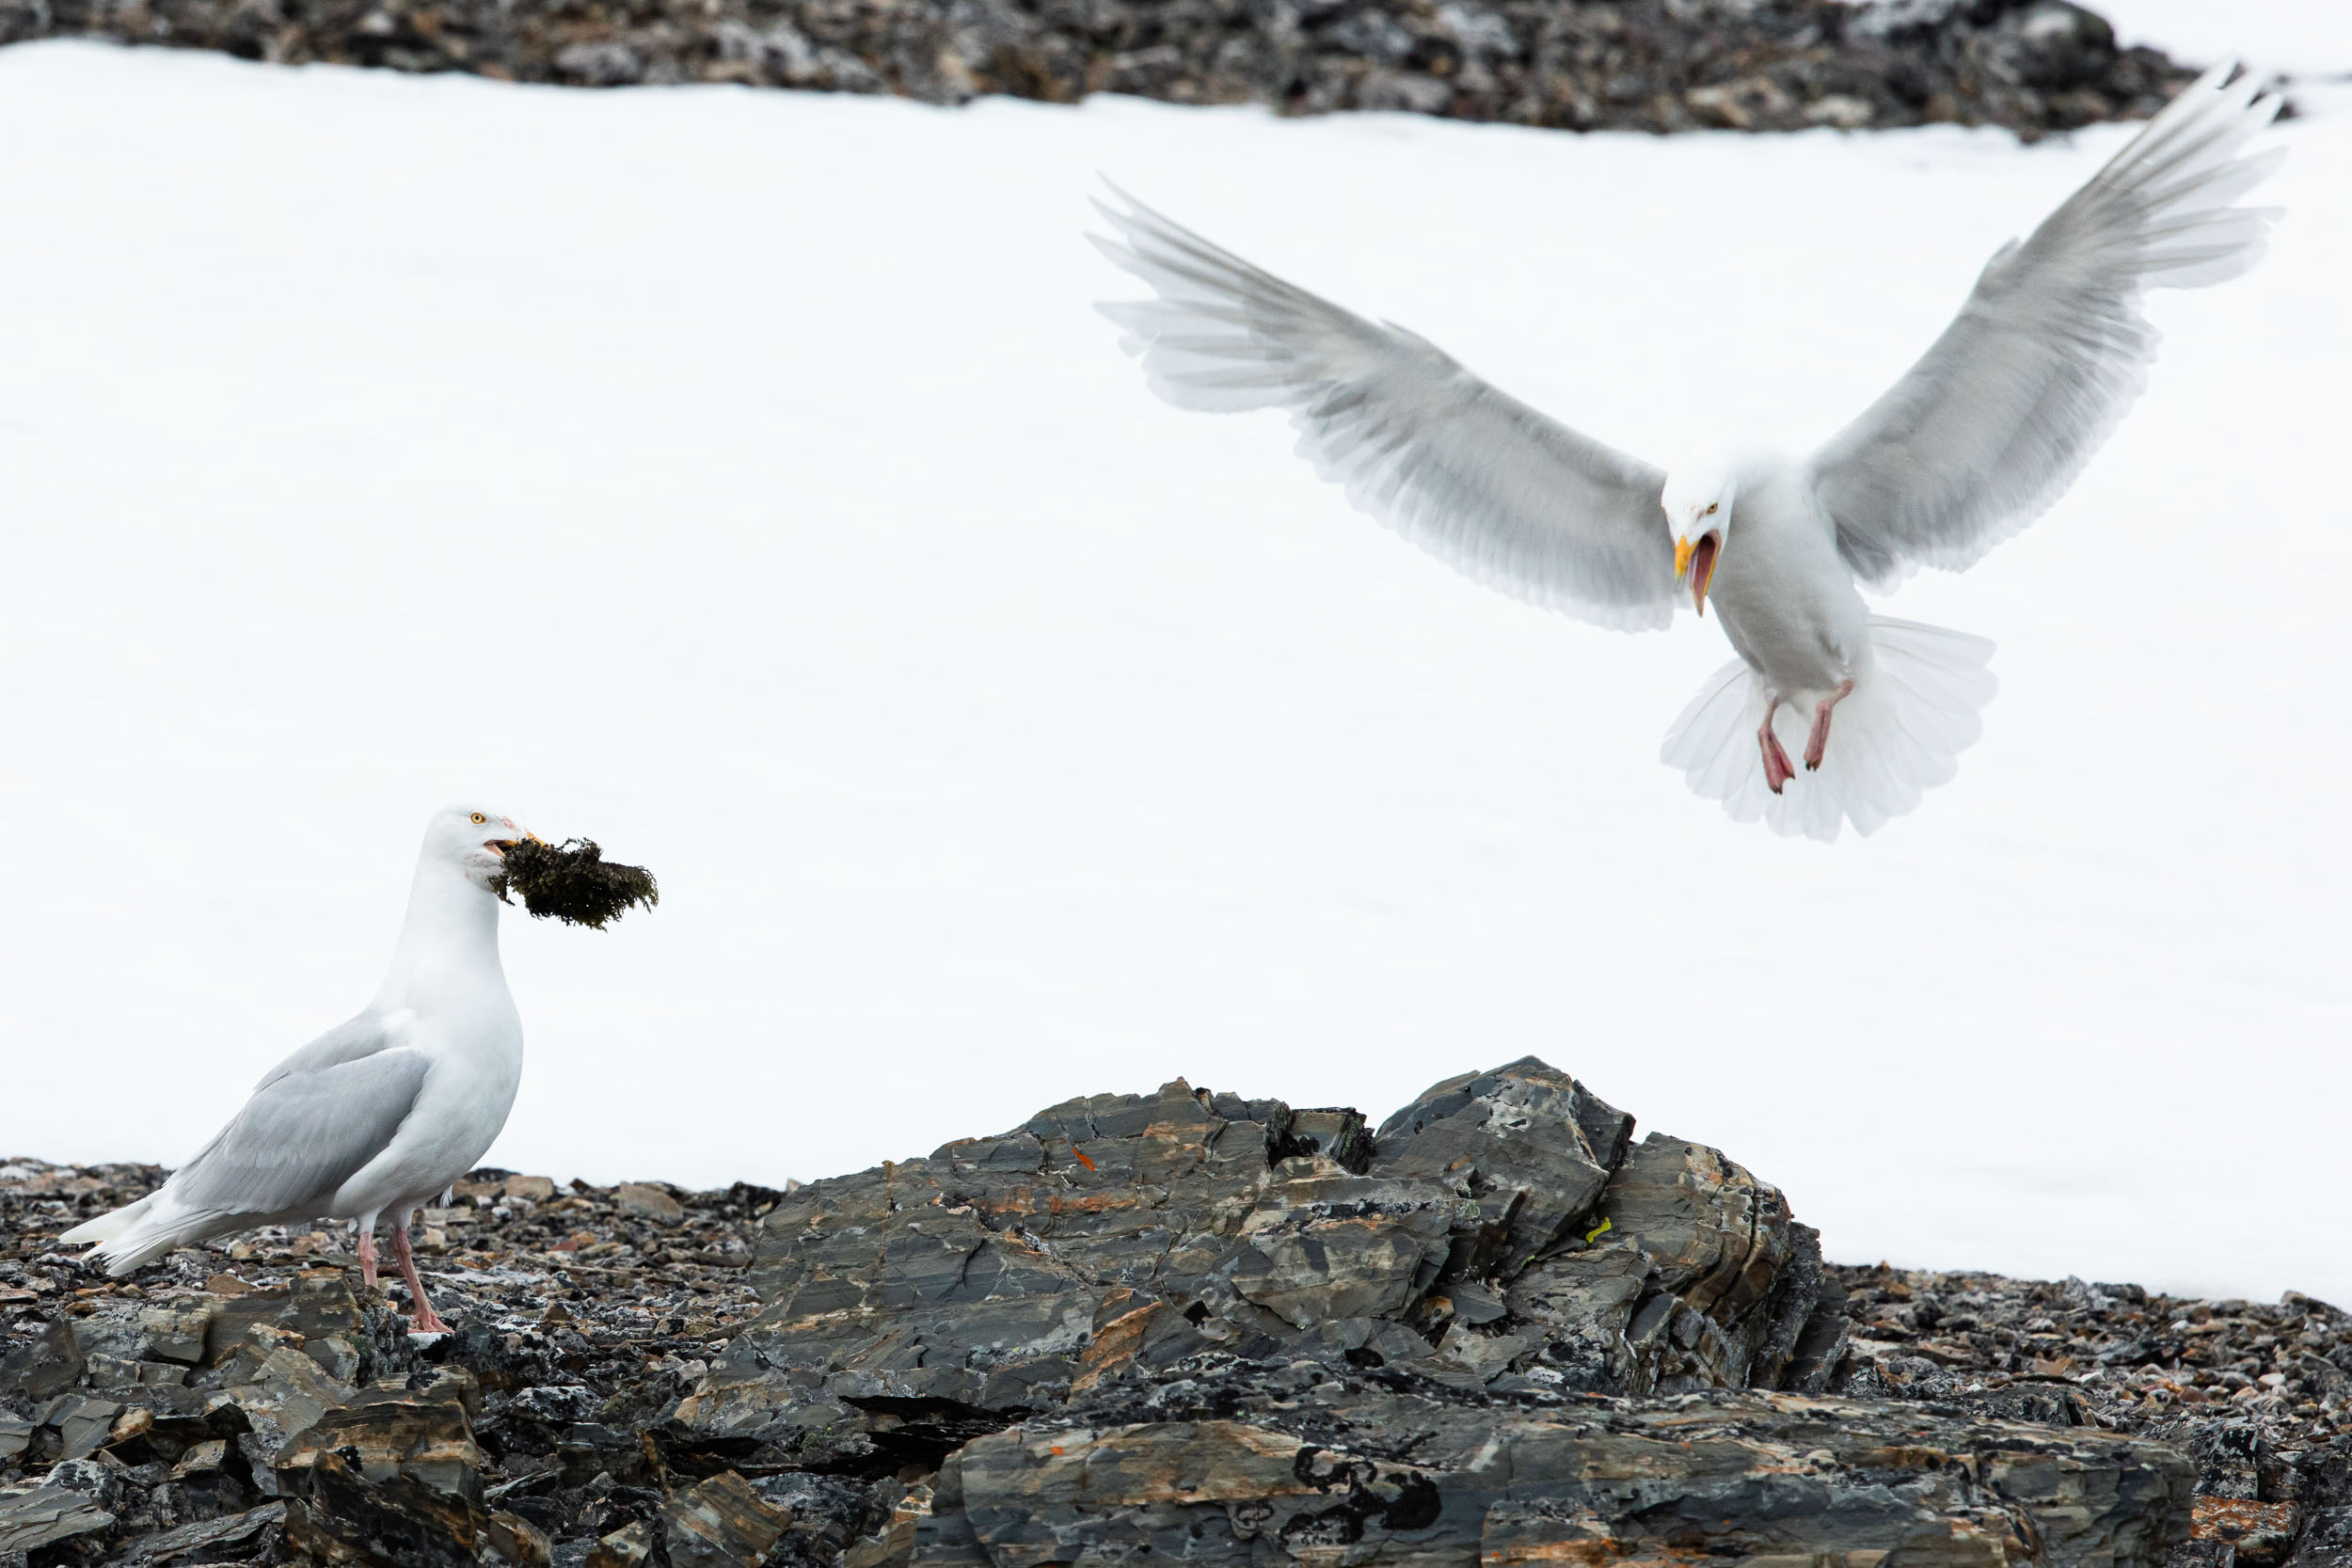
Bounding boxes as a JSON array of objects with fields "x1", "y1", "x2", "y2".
[
  {"x1": 7, "y1": 1059, "x2": 2352, "y2": 1566},
  {"x1": 660, "y1": 1062, "x2": 2189, "y2": 1567},
  {"x1": 0, "y1": 0, "x2": 2200, "y2": 137},
  {"x1": 674, "y1": 1060, "x2": 1842, "y2": 1475}
]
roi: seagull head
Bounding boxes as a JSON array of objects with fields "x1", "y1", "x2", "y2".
[
  {"x1": 1661, "y1": 467, "x2": 1736, "y2": 617},
  {"x1": 427, "y1": 803, "x2": 543, "y2": 891}
]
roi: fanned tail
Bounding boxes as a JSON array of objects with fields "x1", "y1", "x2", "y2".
[{"x1": 1660, "y1": 616, "x2": 1996, "y2": 842}]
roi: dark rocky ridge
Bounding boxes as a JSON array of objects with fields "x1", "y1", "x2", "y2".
[
  {"x1": 0, "y1": 0, "x2": 2202, "y2": 136},
  {"x1": 5, "y1": 1057, "x2": 2348, "y2": 1567}
]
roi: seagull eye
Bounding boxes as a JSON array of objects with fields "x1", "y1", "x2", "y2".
[
  {"x1": 469, "y1": 812, "x2": 486, "y2": 825},
  {"x1": 1706, "y1": 502, "x2": 1719, "y2": 515}
]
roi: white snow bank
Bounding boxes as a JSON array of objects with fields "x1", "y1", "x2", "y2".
[{"x1": 0, "y1": 41, "x2": 2345, "y2": 1302}]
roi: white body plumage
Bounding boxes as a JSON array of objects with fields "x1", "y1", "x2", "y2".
[
  {"x1": 326, "y1": 853, "x2": 524, "y2": 1237},
  {"x1": 1702, "y1": 458, "x2": 1867, "y2": 706}
]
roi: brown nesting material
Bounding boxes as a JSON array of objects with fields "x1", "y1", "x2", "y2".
[{"x1": 492, "y1": 838, "x2": 659, "y2": 929}]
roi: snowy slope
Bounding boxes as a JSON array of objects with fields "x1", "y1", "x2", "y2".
[{"x1": 0, "y1": 42, "x2": 2344, "y2": 1303}]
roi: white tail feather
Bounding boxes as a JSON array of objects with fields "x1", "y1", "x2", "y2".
[
  {"x1": 1661, "y1": 616, "x2": 1996, "y2": 841},
  {"x1": 58, "y1": 1191, "x2": 222, "y2": 1277},
  {"x1": 57, "y1": 1191, "x2": 156, "y2": 1246}
]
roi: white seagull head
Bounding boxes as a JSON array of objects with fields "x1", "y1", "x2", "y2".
[
  {"x1": 1661, "y1": 464, "x2": 1738, "y2": 618},
  {"x1": 425, "y1": 803, "x2": 540, "y2": 891}
]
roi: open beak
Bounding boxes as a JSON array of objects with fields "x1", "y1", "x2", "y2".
[
  {"x1": 484, "y1": 825, "x2": 545, "y2": 857},
  {"x1": 1676, "y1": 533, "x2": 1721, "y2": 617}
]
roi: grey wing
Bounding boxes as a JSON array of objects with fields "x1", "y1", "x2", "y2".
[
  {"x1": 1092, "y1": 186, "x2": 1678, "y2": 633},
  {"x1": 168, "y1": 1048, "x2": 432, "y2": 1220},
  {"x1": 252, "y1": 1010, "x2": 397, "y2": 1093},
  {"x1": 1811, "y1": 63, "x2": 2283, "y2": 590}
]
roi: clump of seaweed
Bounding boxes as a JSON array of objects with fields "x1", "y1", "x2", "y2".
[{"x1": 493, "y1": 838, "x2": 660, "y2": 929}]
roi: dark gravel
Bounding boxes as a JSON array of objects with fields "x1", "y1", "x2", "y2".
[
  {"x1": 2, "y1": 1158, "x2": 853, "y2": 1562},
  {"x1": 0, "y1": 0, "x2": 2218, "y2": 138},
  {"x1": 1827, "y1": 1260, "x2": 2352, "y2": 1559}
]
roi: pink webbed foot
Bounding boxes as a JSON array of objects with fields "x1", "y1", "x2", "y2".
[
  {"x1": 1758, "y1": 702, "x2": 1796, "y2": 795},
  {"x1": 1804, "y1": 679, "x2": 1856, "y2": 772},
  {"x1": 391, "y1": 1225, "x2": 453, "y2": 1335}
]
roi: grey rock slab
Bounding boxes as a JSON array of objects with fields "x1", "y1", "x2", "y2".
[
  {"x1": 585, "y1": 1518, "x2": 655, "y2": 1565},
  {"x1": 1371, "y1": 1056, "x2": 1631, "y2": 1278},
  {"x1": 40, "y1": 1454, "x2": 125, "y2": 1510},
  {"x1": 113, "y1": 1500, "x2": 287, "y2": 1565},
  {"x1": 277, "y1": 1388, "x2": 485, "y2": 1502},
  {"x1": 199, "y1": 1268, "x2": 369, "y2": 1367},
  {"x1": 617, "y1": 1183, "x2": 685, "y2": 1222},
  {"x1": 168, "y1": 1437, "x2": 229, "y2": 1479},
  {"x1": 1597, "y1": 1132, "x2": 1824, "y2": 1388},
  {"x1": 44, "y1": 1395, "x2": 121, "y2": 1461},
  {"x1": 284, "y1": 1445, "x2": 548, "y2": 1567},
  {"x1": 914, "y1": 1392, "x2": 2192, "y2": 1568},
  {"x1": 0, "y1": 1318, "x2": 83, "y2": 1401},
  {"x1": 73, "y1": 1302, "x2": 210, "y2": 1368},
  {"x1": 659, "y1": 1469, "x2": 792, "y2": 1567},
  {"x1": 1228, "y1": 1184, "x2": 1454, "y2": 1329},
  {"x1": 212, "y1": 1342, "x2": 355, "y2": 1466},
  {"x1": 0, "y1": 1481, "x2": 116, "y2": 1555}
]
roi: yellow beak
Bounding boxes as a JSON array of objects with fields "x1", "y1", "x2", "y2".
[{"x1": 1674, "y1": 536, "x2": 1696, "y2": 580}]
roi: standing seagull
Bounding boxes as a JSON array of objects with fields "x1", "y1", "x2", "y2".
[
  {"x1": 63, "y1": 805, "x2": 537, "y2": 1332},
  {"x1": 1093, "y1": 64, "x2": 2283, "y2": 840}
]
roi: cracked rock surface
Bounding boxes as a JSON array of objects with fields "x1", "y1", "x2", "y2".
[
  {"x1": 8, "y1": 1057, "x2": 2352, "y2": 1565},
  {"x1": 0, "y1": 0, "x2": 2201, "y2": 137}
]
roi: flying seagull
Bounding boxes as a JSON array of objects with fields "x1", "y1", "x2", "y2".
[
  {"x1": 64, "y1": 805, "x2": 539, "y2": 1332},
  {"x1": 1092, "y1": 63, "x2": 2283, "y2": 840}
]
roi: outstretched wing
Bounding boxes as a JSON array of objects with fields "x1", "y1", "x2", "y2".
[
  {"x1": 1811, "y1": 63, "x2": 2283, "y2": 590},
  {"x1": 1093, "y1": 187, "x2": 1679, "y2": 632},
  {"x1": 168, "y1": 1033, "x2": 430, "y2": 1221}
]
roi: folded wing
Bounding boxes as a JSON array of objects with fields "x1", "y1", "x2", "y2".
[
  {"x1": 1812, "y1": 62, "x2": 2283, "y2": 589},
  {"x1": 168, "y1": 1041, "x2": 431, "y2": 1221},
  {"x1": 252, "y1": 1010, "x2": 398, "y2": 1092},
  {"x1": 1093, "y1": 187, "x2": 1679, "y2": 632}
]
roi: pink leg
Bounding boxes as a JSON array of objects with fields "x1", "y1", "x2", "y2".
[
  {"x1": 1758, "y1": 700, "x2": 1796, "y2": 795},
  {"x1": 1804, "y1": 680, "x2": 1856, "y2": 771},
  {"x1": 391, "y1": 1225, "x2": 453, "y2": 1335},
  {"x1": 356, "y1": 1228, "x2": 379, "y2": 1291}
]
